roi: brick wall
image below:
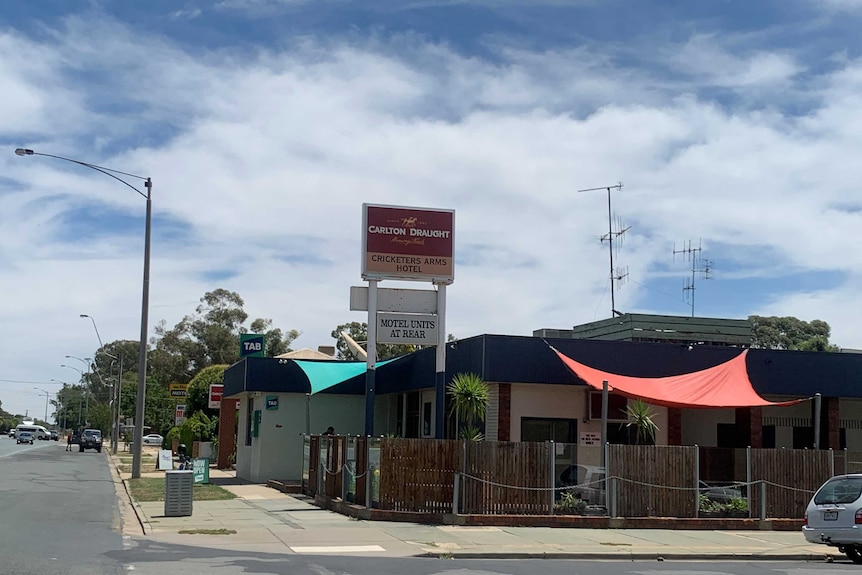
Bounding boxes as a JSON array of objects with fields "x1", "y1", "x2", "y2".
[{"x1": 217, "y1": 398, "x2": 239, "y2": 469}]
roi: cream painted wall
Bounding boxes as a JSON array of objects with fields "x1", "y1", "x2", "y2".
[
  {"x1": 762, "y1": 399, "x2": 813, "y2": 420},
  {"x1": 234, "y1": 393, "x2": 366, "y2": 483},
  {"x1": 508, "y1": 384, "x2": 668, "y2": 445},
  {"x1": 841, "y1": 399, "x2": 862, "y2": 420},
  {"x1": 680, "y1": 409, "x2": 734, "y2": 447}
]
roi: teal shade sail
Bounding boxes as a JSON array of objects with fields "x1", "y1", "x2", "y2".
[{"x1": 293, "y1": 358, "x2": 397, "y2": 394}]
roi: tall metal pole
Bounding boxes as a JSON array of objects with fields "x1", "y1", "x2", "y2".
[
  {"x1": 113, "y1": 354, "x2": 123, "y2": 453},
  {"x1": 34, "y1": 388, "x2": 50, "y2": 424},
  {"x1": 577, "y1": 183, "x2": 626, "y2": 317},
  {"x1": 132, "y1": 178, "x2": 152, "y2": 478},
  {"x1": 364, "y1": 279, "x2": 378, "y2": 436},
  {"x1": 14, "y1": 148, "x2": 151, "y2": 478}
]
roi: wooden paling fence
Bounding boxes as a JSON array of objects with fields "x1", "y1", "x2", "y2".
[
  {"x1": 304, "y1": 437, "x2": 847, "y2": 518},
  {"x1": 460, "y1": 440, "x2": 551, "y2": 515},
  {"x1": 749, "y1": 448, "x2": 833, "y2": 519},
  {"x1": 610, "y1": 444, "x2": 698, "y2": 518}
]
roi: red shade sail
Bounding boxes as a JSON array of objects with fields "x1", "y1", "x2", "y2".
[{"x1": 553, "y1": 348, "x2": 808, "y2": 409}]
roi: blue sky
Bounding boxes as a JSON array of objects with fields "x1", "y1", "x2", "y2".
[{"x1": 3, "y1": 0, "x2": 862, "y2": 419}]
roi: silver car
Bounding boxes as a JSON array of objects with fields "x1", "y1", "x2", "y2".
[{"x1": 802, "y1": 474, "x2": 862, "y2": 563}]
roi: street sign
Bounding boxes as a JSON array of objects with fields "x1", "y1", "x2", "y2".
[
  {"x1": 169, "y1": 383, "x2": 187, "y2": 398},
  {"x1": 208, "y1": 384, "x2": 224, "y2": 409},
  {"x1": 240, "y1": 333, "x2": 265, "y2": 358},
  {"x1": 349, "y1": 286, "x2": 437, "y2": 313},
  {"x1": 376, "y1": 312, "x2": 438, "y2": 345}
]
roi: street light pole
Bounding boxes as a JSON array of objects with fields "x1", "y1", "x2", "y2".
[
  {"x1": 16, "y1": 148, "x2": 152, "y2": 479},
  {"x1": 34, "y1": 387, "x2": 50, "y2": 425},
  {"x1": 50, "y1": 379, "x2": 71, "y2": 430},
  {"x1": 82, "y1": 314, "x2": 122, "y2": 453},
  {"x1": 61, "y1": 363, "x2": 89, "y2": 425}
]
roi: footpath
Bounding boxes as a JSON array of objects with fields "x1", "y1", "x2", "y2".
[{"x1": 110, "y1": 450, "x2": 841, "y2": 562}]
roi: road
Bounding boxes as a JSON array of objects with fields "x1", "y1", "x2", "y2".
[
  {"x1": 0, "y1": 436, "x2": 852, "y2": 575},
  {"x1": 0, "y1": 436, "x2": 124, "y2": 575}
]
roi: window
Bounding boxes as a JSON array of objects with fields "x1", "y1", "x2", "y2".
[
  {"x1": 521, "y1": 418, "x2": 577, "y2": 443},
  {"x1": 588, "y1": 391, "x2": 628, "y2": 421},
  {"x1": 422, "y1": 401, "x2": 432, "y2": 436}
]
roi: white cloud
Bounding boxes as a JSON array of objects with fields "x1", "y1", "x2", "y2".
[{"x1": 2, "y1": 14, "x2": 862, "y2": 417}]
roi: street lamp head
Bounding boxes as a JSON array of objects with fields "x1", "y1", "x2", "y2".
[
  {"x1": 80, "y1": 314, "x2": 89, "y2": 318},
  {"x1": 14, "y1": 148, "x2": 34, "y2": 156}
]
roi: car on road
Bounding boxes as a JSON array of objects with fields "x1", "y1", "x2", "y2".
[
  {"x1": 50, "y1": 430, "x2": 59, "y2": 441},
  {"x1": 16, "y1": 431, "x2": 35, "y2": 444},
  {"x1": 803, "y1": 473, "x2": 862, "y2": 563},
  {"x1": 79, "y1": 429, "x2": 103, "y2": 453},
  {"x1": 142, "y1": 434, "x2": 164, "y2": 446},
  {"x1": 8, "y1": 429, "x2": 15, "y2": 438}
]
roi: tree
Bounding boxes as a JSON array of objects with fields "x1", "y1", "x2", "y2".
[
  {"x1": 447, "y1": 372, "x2": 490, "y2": 440},
  {"x1": 185, "y1": 364, "x2": 228, "y2": 416},
  {"x1": 624, "y1": 399, "x2": 659, "y2": 445},
  {"x1": 330, "y1": 321, "x2": 418, "y2": 360},
  {"x1": 749, "y1": 315, "x2": 839, "y2": 351},
  {"x1": 151, "y1": 289, "x2": 299, "y2": 384}
]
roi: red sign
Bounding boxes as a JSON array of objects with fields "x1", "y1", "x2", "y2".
[
  {"x1": 362, "y1": 204, "x2": 455, "y2": 283},
  {"x1": 209, "y1": 384, "x2": 224, "y2": 409}
]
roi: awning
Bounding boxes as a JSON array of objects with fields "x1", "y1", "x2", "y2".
[
  {"x1": 293, "y1": 358, "x2": 397, "y2": 394},
  {"x1": 552, "y1": 347, "x2": 808, "y2": 409}
]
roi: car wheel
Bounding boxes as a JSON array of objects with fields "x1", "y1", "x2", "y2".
[
  {"x1": 846, "y1": 547, "x2": 862, "y2": 564},
  {"x1": 97, "y1": 448, "x2": 102, "y2": 453}
]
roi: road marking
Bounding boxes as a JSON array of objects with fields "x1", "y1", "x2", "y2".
[{"x1": 290, "y1": 545, "x2": 385, "y2": 554}]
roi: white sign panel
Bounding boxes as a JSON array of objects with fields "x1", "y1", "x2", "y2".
[
  {"x1": 350, "y1": 286, "x2": 437, "y2": 313},
  {"x1": 376, "y1": 312, "x2": 438, "y2": 345},
  {"x1": 158, "y1": 449, "x2": 174, "y2": 470},
  {"x1": 579, "y1": 431, "x2": 602, "y2": 447}
]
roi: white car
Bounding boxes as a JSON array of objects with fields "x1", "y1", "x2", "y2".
[
  {"x1": 802, "y1": 474, "x2": 862, "y2": 563},
  {"x1": 142, "y1": 434, "x2": 164, "y2": 445},
  {"x1": 16, "y1": 431, "x2": 35, "y2": 444}
]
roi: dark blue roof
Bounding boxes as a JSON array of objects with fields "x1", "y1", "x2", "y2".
[{"x1": 224, "y1": 334, "x2": 862, "y2": 400}]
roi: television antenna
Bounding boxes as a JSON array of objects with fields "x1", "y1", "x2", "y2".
[
  {"x1": 578, "y1": 182, "x2": 629, "y2": 317},
  {"x1": 673, "y1": 239, "x2": 713, "y2": 317}
]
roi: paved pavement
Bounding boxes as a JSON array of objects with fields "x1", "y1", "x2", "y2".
[{"x1": 110, "y1": 451, "x2": 841, "y2": 561}]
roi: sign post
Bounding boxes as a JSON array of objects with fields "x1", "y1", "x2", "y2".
[
  {"x1": 360, "y1": 204, "x2": 455, "y2": 438},
  {"x1": 208, "y1": 384, "x2": 224, "y2": 410}
]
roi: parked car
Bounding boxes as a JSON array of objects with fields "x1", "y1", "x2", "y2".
[
  {"x1": 142, "y1": 434, "x2": 164, "y2": 446},
  {"x1": 8, "y1": 429, "x2": 15, "y2": 438},
  {"x1": 79, "y1": 429, "x2": 103, "y2": 453},
  {"x1": 557, "y1": 464, "x2": 606, "y2": 506},
  {"x1": 16, "y1": 431, "x2": 35, "y2": 444},
  {"x1": 802, "y1": 474, "x2": 862, "y2": 563},
  {"x1": 699, "y1": 480, "x2": 743, "y2": 503},
  {"x1": 50, "y1": 430, "x2": 59, "y2": 441}
]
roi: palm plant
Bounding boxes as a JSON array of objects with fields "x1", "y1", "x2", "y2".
[
  {"x1": 624, "y1": 399, "x2": 659, "y2": 445},
  {"x1": 447, "y1": 372, "x2": 489, "y2": 441}
]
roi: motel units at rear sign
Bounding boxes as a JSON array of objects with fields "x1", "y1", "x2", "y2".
[{"x1": 377, "y1": 312, "x2": 438, "y2": 345}]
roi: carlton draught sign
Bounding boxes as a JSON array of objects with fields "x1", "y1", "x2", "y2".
[{"x1": 362, "y1": 204, "x2": 455, "y2": 283}]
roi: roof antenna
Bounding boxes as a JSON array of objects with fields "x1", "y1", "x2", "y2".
[
  {"x1": 578, "y1": 182, "x2": 629, "y2": 317},
  {"x1": 672, "y1": 239, "x2": 713, "y2": 317}
]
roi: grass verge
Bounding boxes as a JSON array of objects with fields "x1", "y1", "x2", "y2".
[{"x1": 127, "y1": 477, "x2": 237, "y2": 502}]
